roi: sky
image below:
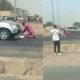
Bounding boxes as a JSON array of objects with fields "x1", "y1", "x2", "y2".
[
  {"x1": 7, "y1": 0, "x2": 80, "y2": 26},
  {"x1": 43, "y1": 0, "x2": 80, "y2": 26},
  {"x1": 8, "y1": 0, "x2": 42, "y2": 16}
]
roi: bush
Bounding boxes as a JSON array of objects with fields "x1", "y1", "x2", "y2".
[{"x1": 43, "y1": 21, "x2": 54, "y2": 28}]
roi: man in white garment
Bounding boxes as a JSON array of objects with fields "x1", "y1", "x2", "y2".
[{"x1": 51, "y1": 25, "x2": 62, "y2": 55}]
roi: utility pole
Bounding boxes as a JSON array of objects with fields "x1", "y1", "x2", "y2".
[
  {"x1": 0, "y1": 0, "x2": 1, "y2": 17},
  {"x1": 14, "y1": 0, "x2": 17, "y2": 21},
  {"x1": 52, "y1": 0, "x2": 54, "y2": 24},
  {"x1": 57, "y1": 0, "x2": 60, "y2": 25}
]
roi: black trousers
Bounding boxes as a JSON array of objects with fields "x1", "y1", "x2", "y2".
[{"x1": 53, "y1": 40, "x2": 60, "y2": 53}]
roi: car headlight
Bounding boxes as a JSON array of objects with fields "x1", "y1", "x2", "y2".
[{"x1": 10, "y1": 24, "x2": 17, "y2": 29}]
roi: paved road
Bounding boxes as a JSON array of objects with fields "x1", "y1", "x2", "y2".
[
  {"x1": 44, "y1": 66, "x2": 80, "y2": 80},
  {"x1": 0, "y1": 35, "x2": 43, "y2": 58},
  {"x1": 44, "y1": 34, "x2": 80, "y2": 44},
  {"x1": 0, "y1": 33, "x2": 80, "y2": 58}
]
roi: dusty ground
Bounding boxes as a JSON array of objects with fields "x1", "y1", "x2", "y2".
[
  {"x1": 0, "y1": 75, "x2": 43, "y2": 80},
  {"x1": 0, "y1": 58, "x2": 43, "y2": 75},
  {"x1": 0, "y1": 57, "x2": 43, "y2": 80},
  {"x1": 43, "y1": 29, "x2": 80, "y2": 66},
  {"x1": 30, "y1": 23, "x2": 43, "y2": 35},
  {"x1": 44, "y1": 43, "x2": 80, "y2": 66}
]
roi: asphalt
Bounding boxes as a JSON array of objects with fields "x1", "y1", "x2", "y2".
[
  {"x1": 0, "y1": 33, "x2": 80, "y2": 58},
  {"x1": 44, "y1": 66, "x2": 80, "y2": 80},
  {"x1": 0, "y1": 35, "x2": 43, "y2": 58},
  {"x1": 44, "y1": 33, "x2": 80, "y2": 44}
]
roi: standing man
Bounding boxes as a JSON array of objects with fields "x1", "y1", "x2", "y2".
[{"x1": 51, "y1": 25, "x2": 62, "y2": 55}]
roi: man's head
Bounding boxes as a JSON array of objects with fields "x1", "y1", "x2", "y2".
[
  {"x1": 22, "y1": 22, "x2": 25, "y2": 26},
  {"x1": 53, "y1": 25, "x2": 57, "y2": 29},
  {"x1": 21, "y1": 20, "x2": 26, "y2": 26}
]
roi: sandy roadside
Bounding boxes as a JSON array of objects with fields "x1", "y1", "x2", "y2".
[
  {"x1": 0, "y1": 57, "x2": 43, "y2": 75},
  {"x1": 0, "y1": 75, "x2": 43, "y2": 80},
  {"x1": 44, "y1": 43, "x2": 80, "y2": 66}
]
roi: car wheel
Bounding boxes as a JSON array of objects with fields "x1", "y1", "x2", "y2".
[{"x1": 0, "y1": 29, "x2": 10, "y2": 40}]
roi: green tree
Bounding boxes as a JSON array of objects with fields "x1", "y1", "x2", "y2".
[
  {"x1": 43, "y1": 21, "x2": 54, "y2": 28},
  {"x1": 0, "y1": 0, "x2": 13, "y2": 11},
  {"x1": 15, "y1": 8, "x2": 29, "y2": 17},
  {"x1": 73, "y1": 22, "x2": 80, "y2": 27},
  {"x1": 34, "y1": 14, "x2": 40, "y2": 18},
  {"x1": 21, "y1": 9, "x2": 29, "y2": 17}
]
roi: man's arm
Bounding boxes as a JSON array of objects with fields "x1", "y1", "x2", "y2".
[
  {"x1": 51, "y1": 29, "x2": 55, "y2": 36},
  {"x1": 58, "y1": 30, "x2": 61, "y2": 36}
]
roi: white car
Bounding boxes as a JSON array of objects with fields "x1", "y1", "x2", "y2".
[
  {"x1": 65, "y1": 26, "x2": 80, "y2": 32},
  {"x1": 0, "y1": 21, "x2": 21, "y2": 40}
]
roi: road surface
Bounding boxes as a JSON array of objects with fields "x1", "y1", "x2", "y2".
[
  {"x1": 44, "y1": 34, "x2": 80, "y2": 43},
  {"x1": 44, "y1": 65, "x2": 80, "y2": 80},
  {"x1": 0, "y1": 35, "x2": 43, "y2": 58},
  {"x1": 0, "y1": 33, "x2": 80, "y2": 58}
]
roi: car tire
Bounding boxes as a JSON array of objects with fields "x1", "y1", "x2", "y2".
[{"x1": 0, "y1": 29, "x2": 10, "y2": 40}]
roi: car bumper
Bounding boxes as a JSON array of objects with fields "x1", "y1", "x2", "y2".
[{"x1": 11, "y1": 29, "x2": 21, "y2": 36}]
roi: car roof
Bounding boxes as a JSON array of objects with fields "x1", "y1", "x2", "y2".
[{"x1": 65, "y1": 26, "x2": 78, "y2": 28}]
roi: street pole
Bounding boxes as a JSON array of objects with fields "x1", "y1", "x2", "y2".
[
  {"x1": 14, "y1": 0, "x2": 17, "y2": 21},
  {"x1": 52, "y1": 0, "x2": 54, "y2": 24},
  {"x1": 57, "y1": 0, "x2": 60, "y2": 25},
  {"x1": 0, "y1": 0, "x2": 1, "y2": 17}
]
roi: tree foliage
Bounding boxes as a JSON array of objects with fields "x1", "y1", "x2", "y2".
[
  {"x1": 73, "y1": 22, "x2": 80, "y2": 27},
  {"x1": 0, "y1": 0, "x2": 13, "y2": 11},
  {"x1": 43, "y1": 21, "x2": 54, "y2": 28},
  {"x1": 34, "y1": 14, "x2": 39, "y2": 17},
  {"x1": 21, "y1": 9, "x2": 29, "y2": 17},
  {"x1": 16, "y1": 8, "x2": 29, "y2": 17}
]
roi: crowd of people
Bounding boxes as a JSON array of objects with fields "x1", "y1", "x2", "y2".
[
  {"x1": 0, "y1": 16, "x2": 43, "y2": 23},
  {"x1": 25, "y1": 16, "x2": 43, "y2": 23}
]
